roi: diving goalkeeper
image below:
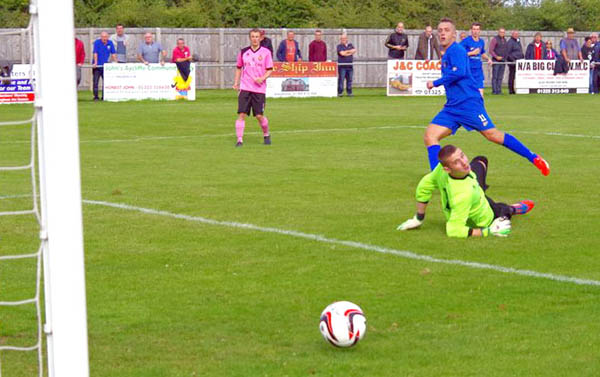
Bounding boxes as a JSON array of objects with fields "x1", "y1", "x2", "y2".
[{"x1": 397, "y1": 145, "x2": 534, "y2": 238}]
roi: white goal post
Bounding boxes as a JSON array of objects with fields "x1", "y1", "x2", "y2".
[{"x1": 32, "y1": 0, "x2": 90, "y2": 376}]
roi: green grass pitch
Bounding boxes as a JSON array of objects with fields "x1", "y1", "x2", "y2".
[{"x1": 1, "y1": 89, "x2": 599, "y2": 376}]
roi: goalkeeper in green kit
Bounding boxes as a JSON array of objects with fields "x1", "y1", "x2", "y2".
[{"x1": 397, "y1": 145, "x2": 535, "y2": 238}]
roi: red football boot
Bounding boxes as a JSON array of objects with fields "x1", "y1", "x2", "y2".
[{"x1": 533, "y1": 156, "x2": 550, "y2": 176}]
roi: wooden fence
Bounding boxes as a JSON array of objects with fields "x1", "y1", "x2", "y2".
[{"x1": 0, "y1": 27, "x2": 589, "y2": 90}]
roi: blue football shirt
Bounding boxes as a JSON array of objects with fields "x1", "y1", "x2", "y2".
[
  {"x1": 432, "y1": 42, "x2": 481, "y2": 108},
  {"x1": 460, "y1": 36, "x2": 485, "y2": 70}
]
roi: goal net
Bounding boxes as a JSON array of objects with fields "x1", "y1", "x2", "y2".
[{"x1": 0, "y1": 0, "x2": 89, "y2": 376}]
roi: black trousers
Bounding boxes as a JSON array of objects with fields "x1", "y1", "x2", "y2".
[
  {"x1": 508, "y1": 64, "x2": 516, "y2": 94},
  {"x1": 92, "y1": 67, "x2": 104, "y2": 99},
  {"x1": 470, "y1": 156, "x2": 514, "y2": 219}
]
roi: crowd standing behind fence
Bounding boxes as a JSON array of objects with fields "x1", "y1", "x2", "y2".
[{"x1": 1, "y1": 26, "x2": 598, "y2": 90}]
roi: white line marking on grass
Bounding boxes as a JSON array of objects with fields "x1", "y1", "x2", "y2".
[
  {"x1": 0, "y1": 125, "x2": 598, "y2": 145},
  {"x1": 76, "y1": 126, "x2": 600, "y2": 144},
  {"x1": 75, "y1": 125, "x2": 425, "y2": 144},
  {"x1": 511, "y1": 130, "x2": 600, "y2": 140},
  {"x1": 0, "y1": 194, "x2": 32, "y2": 200},
  {"x1": 84, "y1": 199, "x2": 600, "y2": 287}
]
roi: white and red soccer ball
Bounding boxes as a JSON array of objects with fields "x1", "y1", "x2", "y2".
[{"x1": 319, "y1": 301, "x2": 366, "y2": 347}]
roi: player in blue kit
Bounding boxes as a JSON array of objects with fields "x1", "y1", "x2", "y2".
[
  {"x1": 460, "y1": 22, "x2": 492, "y2": 97},
  {"x1": 425, "y1": 18, "x2": 550, "y2": 176}
]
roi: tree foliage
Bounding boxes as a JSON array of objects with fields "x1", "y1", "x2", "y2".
[{"x1": 1, "y1": 0, "x2": 599, "y2": 30}]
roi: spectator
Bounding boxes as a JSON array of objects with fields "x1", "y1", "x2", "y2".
[
  {"x1": 337, "y1": 34, "x2": 356, "y2": 97},
  {"x1": 309, "y1": 30, "x2": 327, "y2": 62},
  {"x1": 592, "y1": 35, "x2": 600, "y2": 93},
  {"x1": 385, "y1": 22, "x2": 409, "y2": 59},
  {"x1": 489, "y1": 28, "x2": 508, "y2": 95},
  {"x1": 582, "y1": 36, "x2": 594, "y2": 61},
  {"x1": 544, "y1": 41, "x2": 558, "y2": 60},
  {"x1": 259, "y1": 30, "x2": 273, "y2": 56},
  {"x1": 459, "y1": 31, "x2": 467, "y2": 42},
  {"x1": 75, "y1": 37, "x2": 85, "y2": 86},
  {"x1": 506, "y1": 31, "x2": 524, "y2": 95},
  {"x1": 415, "y1": 25, "x2": 440, "y2": 60},
  {"x1": 172, "y1": 38, "x2": 192, "y2": 81},
  {"x1": 110, "y1": 24, "x2": 131, "y2": 63},
  {"x1": 92, "y1": 31, "x2": 116, "y2": 101},
  {"x1": 560, "y1": 28, "x2": 582, "y2": 62},
  {"x1": 276, "y1": 31, "x2": 302, "y2": 62},
  {"x1": 460, "y1": 22, "x2": 492, "y2": 96},
  {"x1": 137, "y1": 33, "x2": 166, "y2": 65},
  {"x1": 525, "y1": 32, "x2": 546, "y2": 60},
  {"x1": 581, "y1": 37, "x2": 594, "y2": 93},
  {"x1": 1, "y1": 60, "x2": 12, "y2": 86}
]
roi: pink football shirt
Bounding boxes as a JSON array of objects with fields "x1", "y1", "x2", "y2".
[{"x1": 236, "y1": 45, "x2": 273, "y2": 94}]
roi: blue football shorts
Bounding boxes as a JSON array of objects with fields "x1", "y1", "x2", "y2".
[
  {"x1": 471, "y1": 68, "x2": 484, "y2": 89},
  {"x1": 430, "y1": 104, "x2": 496, "y2": 134}
]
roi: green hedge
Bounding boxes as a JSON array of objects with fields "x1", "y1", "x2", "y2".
[{"x1": 1, "y1": 0, "x2": 599, "y2": 31}]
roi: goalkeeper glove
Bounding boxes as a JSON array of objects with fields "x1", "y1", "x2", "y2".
[
  {"x1": 484, "y1": 217, "x2": 511, "y2": 237},
  {"x1": 397, "y1": 215, "x2": 423, "y2": 231}
]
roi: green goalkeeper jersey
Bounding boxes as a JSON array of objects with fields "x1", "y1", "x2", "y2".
[{"x1": 415, "y1": 163, "x2": 494, "y2": 238}]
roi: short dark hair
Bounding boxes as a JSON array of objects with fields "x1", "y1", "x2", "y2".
[
  {"x1": 116, "y1": 23, "x2": 123, "y2": 28},
  {"x1": 471, "y1": 22, "x2": 481, "y2": 28},
  {"x1": 315, "y1": 29, "x2": 322, "y2": 33},
  {"x1": 585, "y1": 36, "x2": 591, "y2": 42},
  {"x1": 249, "y1": 28, "x2": 261, "y2": 36},
  {"x1": 177, "y1": 37, "x2": 185, "y2": 42},
  {"x1": 439, "y1": 17, "x2": 455, "y2": 26},
  {"x1": 438, "y1": 145, "x2": 458, "y2": 167}
]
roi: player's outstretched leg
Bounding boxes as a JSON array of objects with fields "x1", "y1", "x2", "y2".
[
  {"x1": 424, "y1": 124, "x2": 453, "y2": 170},
  {"x1": 256, "y1": 115, "x2": 271, "y2": 145},
  {"x1": 480, "y1": 129, "x2": 550, "y2": 176},
  {"x1": 511, "y1": 200, "x2": 535, "y2": 215},
  {"x1": 235, "y1": 115, "x2": 246, "y2": 147}
]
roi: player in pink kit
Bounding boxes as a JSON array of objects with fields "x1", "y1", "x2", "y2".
[{"x1": 233, "y1": 28, "x2": 274, "y2": 147}]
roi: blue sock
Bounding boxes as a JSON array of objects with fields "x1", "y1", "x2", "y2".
[
  {"x1": 427, "y1": 145, "x2": 441, "y2": 170},
  {"x1": 502, "y1": 133, "x2": 536, "y2": 162}
]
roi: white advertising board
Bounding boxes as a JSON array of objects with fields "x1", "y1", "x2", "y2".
[
  {"x1": 387, "y1": 60, "x2": 444, "y2": 96},
  {"x1": 515, "y1": 59, "x2": 589, "y2": 94},
  {"x1": 266, "y1": 62, "x2": 337, "y2": 98},
  {"x1": 103, "y1": 63, "x2": 196, "y2": 101},
  {"x1": 0, "y1": 64, "x2": 36, "y2": 104}
]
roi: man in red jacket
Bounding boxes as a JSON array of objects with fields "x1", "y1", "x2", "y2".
[{"x1": 75, "y1": 37, "x2": 86, "y2": 86}]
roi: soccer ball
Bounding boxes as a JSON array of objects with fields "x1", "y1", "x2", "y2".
[{"x1": 319, "y1": 301, "x2": 366, "y2": 347}]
